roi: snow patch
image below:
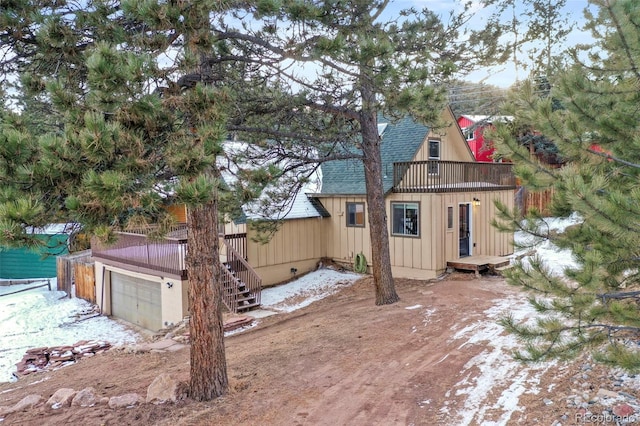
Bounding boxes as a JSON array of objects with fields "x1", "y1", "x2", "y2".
[
  {"x1": 260, "y1": 269, "x2": 361, "y2": 313},
  {"x1": 444, "y1": 294, "x2": 555, "y2": 425},
  {"x1": 0, "y1": 281, "x2": 139, "y2": 383}
]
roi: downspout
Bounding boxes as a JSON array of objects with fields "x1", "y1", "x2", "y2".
[{"x1": 100, "y1": 265, "x2": 106, "y2": 315}]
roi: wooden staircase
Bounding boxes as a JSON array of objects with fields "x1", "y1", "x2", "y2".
[
  {"x1": 220, "y1": 236, "x2": 262, "y2": 313},
  {"x1": 222, "y1": 262, "x2": 261, "y2": 313}
]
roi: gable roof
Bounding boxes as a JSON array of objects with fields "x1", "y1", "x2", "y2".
[
  {"x1": 319, "y1": 116, "x2": 429, "y2": 195},
  {"x1": 221, "y1": 141, "x2": 328, "y2": 222}
]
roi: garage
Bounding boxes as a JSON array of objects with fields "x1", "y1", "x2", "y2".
[{"x1": 110, "y1": 272, "x2": 162, "y2": 331}]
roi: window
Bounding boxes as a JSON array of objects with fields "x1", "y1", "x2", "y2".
[
  {"x1": 346, "y1": 202, "x2": 365, "y2": 227},
  {"x1": 465, "y1": 130, "x2": 474, "y2": 141},
  {"x1": 447, "y1": 206, "x2": 454, "y2": 230},
  {"x1": 428, "y1": 139, "x2": 440, "y2": 174},
  {"x1": 391, "y1": 202, "x2": 419, "y2": 236}
]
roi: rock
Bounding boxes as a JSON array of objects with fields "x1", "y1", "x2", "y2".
[
  {"x1": 597, "y1": 388, "x2": 620, "y2": 399},
  {"x1": 26, "y1": 347, "x2": 48, "y2": 354},
  {"x1": 543, "y1": 398, "x2": 553, "y2": 406},
  {"x1": 619, "y1": 391, "x2": 636, "y2": 400},
  {"x1": 173, "y1": 335, "x2": 190, "y2": 344},
  {"x1": 47, "y1": 388, "x2": 77, "y2": 408},
  {"x1": 99, "y1": 397, "x2": 110, "y2": 405},
  {"x1": 2, "y1": 394, "x2": 42, "y2": 414},
  {"x1": 146, "y1": 373, "x2": 185, "y2": 404},
  {"x1": 613, "y1": 403, "x2": 635, "y2": 417},
  {"x1": 224, "y1": 316, "x2": 253, "y2": 332},
  {"x1": 71, "y1": 387, "x2": 98, "y2": 407},
  {"x1": 15, "y1": 340, "x2": 113, "y2": 378},
  {"x1": 108, "y1": 393, "x2": 140, "y2": 409}
]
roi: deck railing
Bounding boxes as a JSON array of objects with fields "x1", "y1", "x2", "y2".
[
  {"x1": 91, "y1": 228, "x2": 188, "y2": 279},
  {"x1": 393, "y1": 160, "x2": 516, "y2": 193},
  {"x1": 223, "y1": 233, "x2": 248, "y2": 260},
  {"x1": 220, "y1": 238, "x2": 262, "y2": 312},
  {"x1": 91, "y1": 227, "x2": 259, "y2": 305}
]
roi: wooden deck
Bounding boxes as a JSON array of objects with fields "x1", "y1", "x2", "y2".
[{"x1": 447, "y1": 255, "x2": 511, "y2": 275}]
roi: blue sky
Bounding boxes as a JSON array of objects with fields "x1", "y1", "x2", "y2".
[{"x1": 383, "y1": 0, "x2": 595, "y2": 88}]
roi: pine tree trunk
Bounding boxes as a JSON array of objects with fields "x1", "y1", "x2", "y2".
[
  {"x1": 186, "y1": 200, "x2": 228, "y2": 400},
  {"x1": 360, "y1": 109, "x2": 400, "y2": 306}
]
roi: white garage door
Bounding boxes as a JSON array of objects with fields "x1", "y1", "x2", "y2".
[{"x1": 110, "y1": 272, "x2": 162, "y2": 331}]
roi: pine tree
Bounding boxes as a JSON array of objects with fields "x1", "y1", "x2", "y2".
[
  {"x1": 0, "y1": 0, "x2": 230, "y2": 400},
  {"x1": 492, "y1": 0, "x2": 640, "y2": 370},
  {"x1": 448, "y1": 81, "x2": 508, "y2": 117}
]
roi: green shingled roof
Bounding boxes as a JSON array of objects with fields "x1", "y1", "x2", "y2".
[{"x1": 320, "y1": 116, "x2": 429, "y2": 195}]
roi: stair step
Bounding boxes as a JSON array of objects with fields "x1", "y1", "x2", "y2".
[
  {"x1": 495, "y1": 265, "x2": 512, "y2": 271},
  {"x1": 234, "y1": 294, "x2": 256, "y2": 302},
  {"x1": 493, "y1": 264, "x2": 513, "y2": 276},
  {"x1": 228, "y1": 288, "x2": 251, "y2": 295},
  {"x1": 221, "y1": 259, "x2": 261, "y2": 313},
  {"x1": 236, "y1": 302, "x2": 261, "y2": 312}
]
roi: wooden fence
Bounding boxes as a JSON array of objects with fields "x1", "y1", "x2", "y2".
[
  {"x1": 74, "y1": 262, "x2": 96, "y2": 303},
  {"x1": 57, "y1": 250, "x2": 95, "y2": 303},
  {"x1": 516, "y1": 187, "x2": 555, "y2": 216}
]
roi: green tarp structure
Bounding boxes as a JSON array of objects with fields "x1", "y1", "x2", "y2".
[{"x1": 0, "y1": 234, "x2": 69, "y2": 279}]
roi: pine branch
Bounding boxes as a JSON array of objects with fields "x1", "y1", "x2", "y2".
[
  {"x1": 598, "y1": 290, "x2": 640, "y2": 301},
  {"x1": 586, "y1": 147, "x2": 640, "y2": 169}
]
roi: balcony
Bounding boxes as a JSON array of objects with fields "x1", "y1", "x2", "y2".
[
  {"x1": 91, "y1": 226, "x2": 261, "y2": 313},
  {"x1": 91, "y1": 225, "x2": 188, "y2": 280},
  {"x1": 392, "y1": 160, "x2": 516, "y2": 193}
]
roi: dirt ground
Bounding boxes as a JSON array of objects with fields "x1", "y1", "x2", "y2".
[{"x1": 0, "y1": 273, "x2": 635, "y2": 425}]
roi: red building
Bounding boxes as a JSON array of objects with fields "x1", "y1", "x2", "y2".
[{"x1": 457, "y1": 115, "x2": 511, "y2": 163}]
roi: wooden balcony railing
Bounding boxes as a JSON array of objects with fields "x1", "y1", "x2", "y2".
[
  {"x1": 223, "y1": 233, "x2": 247, "y2": 260},
  {"x1": 393, "y1": 161, "x2": 516, "y2": 193},
  {"x1": 91, "y1": 225, "x2": 188, "y2": 279},
  {"x1": 91, "y1": 227, "x2": 260, "y2": 310}
]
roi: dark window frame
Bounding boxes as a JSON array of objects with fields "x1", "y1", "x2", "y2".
[
  {"x1": 447, "y1": 206, "x2": 454, "y2": 230},
  {"x1": 390, "y1": 201, "x2": 420, "y2": 237},
  {"x1": 346, "y1": 202, "x2": 366, "y2": 228},
  {"x1": 428, "y1": 139, "x2": 441, "y2": 174}
]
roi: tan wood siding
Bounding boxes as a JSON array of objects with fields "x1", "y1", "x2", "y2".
[
  {"x1": 223, "y1": 221, "x2": 246, "y2": 235},
  {"x1": 387, "y1": 193, "x2": 440, "y2": 273},
  {"x1": 315, "y1": 196, "x2": 371, "y2": 267},
  {"x1": 246, "y1": 217, "x2": 328, "y2": 286},
  {"x1": 443, "y1": 190, "x2": 514, "y2": 263},
  {"x1": 412, "y1": 108, "x2": 475, "y2": 163},
  {"x1": 319, "y1": 189, "x2": 514, "y2": 279}
]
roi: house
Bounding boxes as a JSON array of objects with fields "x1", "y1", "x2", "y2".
[
  {"x1": 314, "y1": 107, "x2": 515, "y2": 281},
  {"x1": 91, "y1": 106, "x2": 516, "y2": 331},
  {"x1": 91, "y1": 191, "x2": 329, "y2": 331},
  {"x1": 457, "y1": 115, "x2": 511, "y2": 162}
]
